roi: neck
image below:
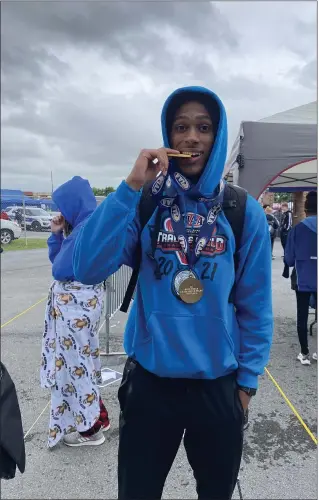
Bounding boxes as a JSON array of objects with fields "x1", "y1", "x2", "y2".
[{"x1": 188, "y1": 174, "x2": 201, "y2": 185}]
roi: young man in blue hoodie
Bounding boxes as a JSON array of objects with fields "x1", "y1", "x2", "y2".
[
  {"x1": 285, "y1": 191, "x2": 317, "y2": 366},
  {"x1": 73, "y1": 87, "x2": 273, "y2": 499}
]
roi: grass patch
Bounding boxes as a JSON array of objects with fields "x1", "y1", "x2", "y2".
[{"x1": 3, "y1": 238, "x2": 47, "y2": 251}]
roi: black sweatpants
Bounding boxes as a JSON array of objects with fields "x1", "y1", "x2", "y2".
[
  {"x1": 118, "y1": 358, "x2": 244, "y2": 500},
  {"x1": 295, "y1": 291, "x2": 317, "y2": 355},
  {"x1": 280, "y1": 231, "x2": 288, "y2": 251}
]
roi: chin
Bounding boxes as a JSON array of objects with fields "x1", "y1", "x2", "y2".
[{"x1": 179, "y1": 164, "x2": 205, "y2": 178}]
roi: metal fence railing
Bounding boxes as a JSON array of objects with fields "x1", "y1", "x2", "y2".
[{"x1": 100, "y1": 265, "x2": 132, "y2": 356}]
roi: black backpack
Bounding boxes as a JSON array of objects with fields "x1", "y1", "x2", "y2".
[{"x1": 120, "y1": 183, "x2": 247, "y2": 312}]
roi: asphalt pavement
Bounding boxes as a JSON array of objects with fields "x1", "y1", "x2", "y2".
[{"x1": 1, "y1": 241, "x2": 317, "y2": 499}]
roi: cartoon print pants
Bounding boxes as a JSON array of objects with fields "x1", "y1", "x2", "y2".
[{"x1": 40, "y1": 280, "x2": 105, "y2": 447}]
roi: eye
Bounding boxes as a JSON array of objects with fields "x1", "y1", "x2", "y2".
[
  {"x1": 174, "y1": 124, "x2": 187, "y2": 132},
  {"x1": 199, "y1": 124, "x2": 212, "y2": 133}
]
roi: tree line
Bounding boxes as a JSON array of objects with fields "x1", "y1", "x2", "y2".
[{"x1": 92, "y1": 187, "x2": 115, "y2": 197}]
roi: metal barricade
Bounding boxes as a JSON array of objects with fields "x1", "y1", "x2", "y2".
[{"x1": 100, "y1": 265, "x2": 132, "y2": 356}]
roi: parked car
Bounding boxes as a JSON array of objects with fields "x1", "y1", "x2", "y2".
[
  {"x1": 5, "y1": 207, "x2": 52, "y2": 232},
  {"x1": 0, "y1": 219, "x2": 22, "y2": 245}
]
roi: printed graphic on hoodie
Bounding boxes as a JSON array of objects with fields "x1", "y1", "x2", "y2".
[{"x1": 155, "y1": 212, "x2": 227, "y2": 265}]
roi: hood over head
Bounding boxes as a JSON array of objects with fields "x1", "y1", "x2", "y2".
[
  {"x1": 52, "y1": 176, "x2": 97, "y2": 227},
  {"x1": 161, "y1": 86, "x2": 227, "y2": 197},
  {"x1": 302, "y1": 215, "x2": 317, "y2": 234}
]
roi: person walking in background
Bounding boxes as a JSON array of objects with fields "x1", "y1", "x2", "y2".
[
  {"x1": 280, "y1": 202, "x2": 293, "y2": 251},
  {"x1": 284, "y1": 191, "x2": 317, "y2": 365},
  {"x1": 40, "y1": 176, "x2": 110, "y2": 448},
  {"x1": 263, "y1": 205, "x2": 279, "y2": 259},
  {"x1": 73, "y1": 86, "x2": 273, "y2": 500},
  {"x1": 13, "y1": 208, "x2": 23, "y2": 227},
  {"x1": 280, "y1": 201, "x2": 293, "y2": 276}
]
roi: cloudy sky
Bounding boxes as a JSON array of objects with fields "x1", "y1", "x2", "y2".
[{"x1": 2, "y1": 1, "x2": 317, "y2": 192}]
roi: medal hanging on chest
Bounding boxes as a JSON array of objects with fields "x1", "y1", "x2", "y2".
[
  {"x1": 169, "y1": 195, "x2": 222, "y2": 304},
  {"x1": 151, "y1": 169, "x2": 224, "y2": 305},
  {"x1": 178, "y1": 275, "x2": 204, "y2": 304}
]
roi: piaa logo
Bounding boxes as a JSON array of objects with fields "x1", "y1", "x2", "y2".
[
  {"x1": 195, "y1": 237, "x2": 207, "y2": 256},
  {"x1": 160, "y1": 197, "x2": 174, "y2": 208},
  {"x1": 152, "y1": 175, "x2": 165, "y2": 195},
  {"x1": 207, "y1": 206, "x2": 221, "y2": 225},
  {"x1": 171, "y1": 204, "x2": 181, "y2": 222},
  {"x1": 174, "y1": 172, "x2": 190, "y2": 191},
  {"x1": 178, "y1": 235, "x2": 187, "y2": 254}
]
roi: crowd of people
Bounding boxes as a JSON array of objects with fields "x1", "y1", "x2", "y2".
[{"x1": 2, "y1": 86, "x2": 317, "y2": 500}]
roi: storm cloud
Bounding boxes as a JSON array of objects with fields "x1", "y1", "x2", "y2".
[{"x1": 1, "y1": 1, "x2": 317, "y2": 191}]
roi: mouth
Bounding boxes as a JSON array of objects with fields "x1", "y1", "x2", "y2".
[
  {"x1": 178, "y1": 150, "x2": 205, "y2": 166},
  {"x1": 180, "y1": 151, "x2": 204, "y2": 158}
]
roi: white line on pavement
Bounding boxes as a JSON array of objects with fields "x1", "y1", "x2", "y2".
[{"x1": 24, "y1": 401, "x2": 50, "y2": 440}]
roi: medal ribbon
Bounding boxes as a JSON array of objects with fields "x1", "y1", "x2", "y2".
[
  {"x1": 150, "y1": 164, "x2": 224, "y2": 271},
  {"x1": 169, "y1": 195, "x2": 223, "y2": 270}
]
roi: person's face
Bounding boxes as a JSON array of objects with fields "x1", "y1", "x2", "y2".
[
  {"x1": 281, "y1": 204, "x2": 288, "y2": 212},
  {"x1": 170, "y1": 101, "x2": 215, "y2": 178}
]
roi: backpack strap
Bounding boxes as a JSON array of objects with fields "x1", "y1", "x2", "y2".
[
  {"x1": 222, "y1": 184, "x2": 247, "y2": 302},
  {"x1": 120, "y1": 182, "x2": 248, "y2": 312},
  {"x1": 120, "y1": 182, "x2": 157, "y2": 312}
]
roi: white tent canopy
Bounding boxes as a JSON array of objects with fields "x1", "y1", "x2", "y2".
[{"x1": 224, "y1": 101, "x2": 317, "y2": 199}]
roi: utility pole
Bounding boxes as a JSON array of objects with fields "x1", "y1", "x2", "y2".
[{"x1": 50, "y1": 171, "x2": 54, "y2": 195}]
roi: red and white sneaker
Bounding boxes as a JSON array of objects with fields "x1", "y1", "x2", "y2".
[{"x1": 101, "y1": 419, "x2": 111, "y2": 433}]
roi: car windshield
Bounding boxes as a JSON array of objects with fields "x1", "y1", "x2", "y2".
[{"x1": 28, "y1": 208, "x2": 50, "y2": 216}]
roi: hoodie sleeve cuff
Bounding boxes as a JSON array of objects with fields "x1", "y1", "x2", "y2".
[
  {"x1": 236, "y1": 369, "x2": 259, "y2": 390},
  {"x1": 48, "y1": 231, "x2": 64, "y2": 243}
]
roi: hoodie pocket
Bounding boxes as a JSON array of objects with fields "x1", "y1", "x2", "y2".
[{"x1": 142, "y1": 312, "x2": 238, "y2": 378}]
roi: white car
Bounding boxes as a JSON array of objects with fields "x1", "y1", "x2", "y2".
[
  {"x1": 1, "y1": 219, "x2": 22, "y2": 244},
  {"x1": 5, "y1": 207, "x2": 52, "y2": 231}
]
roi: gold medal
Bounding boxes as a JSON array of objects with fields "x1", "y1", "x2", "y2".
[{"x1": 178, "y1": 277, "x2": 204, "y2": 304}]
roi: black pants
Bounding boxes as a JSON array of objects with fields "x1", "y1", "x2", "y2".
[
  {"x1": 295, "y1": 291, "x2": 317, "y2": 355},
  {"x1": 118, "y1": 359, "x2": 244, "y2": 500},
  {"x1": 281, "y1": 232, "x2": 289, "y2": 275},
  {"x1": 280, "y1": 232, "x2": 288, "y2": 250},
  {"x1": 271, "y1": 237, "x2": 275, "y2": 253}
]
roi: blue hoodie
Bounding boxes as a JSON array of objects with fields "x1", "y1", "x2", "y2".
[
  {"x1": 48, "y1": 176, "x2": 97, "y2": 281},
  {"x1": 285, "y1": 215, "x2": 317, "y2": 292},
  {"x1": 73, "y1": 86, "x2": 273, "y2": 388}
]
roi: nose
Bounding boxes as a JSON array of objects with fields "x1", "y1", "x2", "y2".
[{"x1": 184, "y1": 125, "x2": 200, "y2": 144}]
